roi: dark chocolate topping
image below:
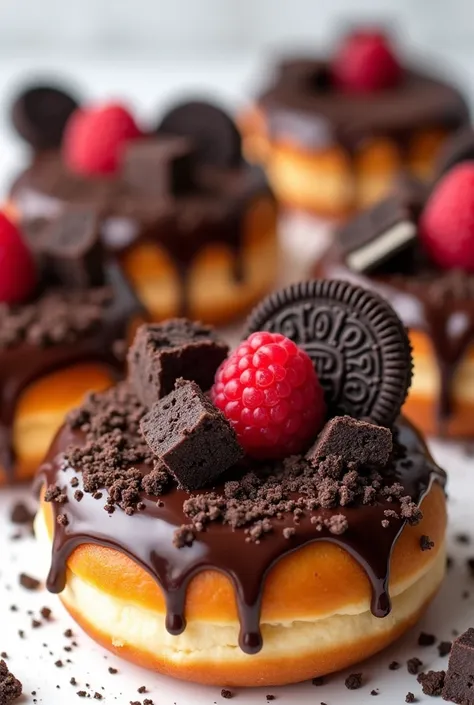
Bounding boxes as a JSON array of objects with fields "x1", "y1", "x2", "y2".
[
  {"x1": 0, "y1": 263, "x2": 143, "y2": 479},
  {"x1": 11, "y1": 84, "x2": 79, "y2": 150},
  {"x1": 319, "y1": 179, "x2": 474, "y2": 428},
  {"x1": 245, "y1": 279, "x2": 412, "y2": 427},
  {"x1": 38, "y1": 380, "x2": 444, "y2": 656},
  {"x1": 258, "y1": 59, "x2": 469, "y2": 151},
  {"x1": 157, "y1": 101, "x2": 242, "y2": 168}
]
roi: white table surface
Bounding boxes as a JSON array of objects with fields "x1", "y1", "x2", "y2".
[{"x1": 0, "y1": 50, "x2": 473, "y2": 705}]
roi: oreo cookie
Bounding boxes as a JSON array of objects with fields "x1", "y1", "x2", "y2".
[
  {"x1": 11, "y1": 83, "x2": 79, "y2": 150},
  {"x1": 245, "y1": 279, "x2": 412, "y2": 427},
  {"x1": 157, "y1": 100, "x2": 242, "y2": 168}
]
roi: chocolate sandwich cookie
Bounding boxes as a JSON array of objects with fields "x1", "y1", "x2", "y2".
[
  {"x1": 245, "y1": 279, "x2": 412, "y2": 427},
  {"x1": 11, "y1": 83, "x2": 79, "y2": 150},
  {"x1": 157, "y1": 101, "x2": 242, "y2": 169}
]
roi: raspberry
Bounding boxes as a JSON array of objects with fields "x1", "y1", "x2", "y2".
[
  {"x1": 211, "y1": 332, "x2": 326, "y2": 459},
  {"x1": 63, "y1": 102, "x2": 142, "y2": 176},
  {"x1": 332, "y1": 30, "x2": 402, "y2": 93},
  {"x1": 420, "y1": 162, "x2": 474, "y2": 272},
  {"x1": 0, "y1": 212, "x2": 36, "y2": 304}
]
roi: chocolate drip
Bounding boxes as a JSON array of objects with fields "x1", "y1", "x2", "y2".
[
  {"x1": 317, "y1": 255, "x2": 474, "y2": 429},
  {"x1": 38, "y1": 418, "x2": 443, "y2": 655},
  {"x1": 11, "y1": 155, "x2": 271, "y2": 316},
  {"x1": 0, "y1": 263, "x2": 143, "y2": 479}
]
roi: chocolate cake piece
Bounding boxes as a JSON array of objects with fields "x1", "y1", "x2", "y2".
[
  {"x1": 140, "y1": 379, "x2": 243, "y2": 490},
  {"x1": 122, "y1": 135, "x2": 195, "y2": 197},
  {"x1": 442, "y1": 628, "x2": 474, "y2": 704},
  {"x1": 42, "y1": 205, "x2": 104, "y2": 288},
  {"x1": 307, "y1": 416, "x2": 393, "y2": 468},
  {"x1": 128, "y1": 320, "x2": 229, "y2": 407}
]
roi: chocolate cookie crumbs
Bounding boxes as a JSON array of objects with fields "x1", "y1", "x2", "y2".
[
  {"x1": 55, "y1": 660, "x2": 63, "y2": 668},
  {"x1": 127, "y1": 320, "x2": 228, "y2": 407},
  {"x1": 108, "y1": 668, "x2": 117, "y2": 675},
  {"x1": 312, "y1": 677, "x2": 325, "y2": 686},
  {"x1": 407, "y1": 657, "x2": 423, "y2": 675},
  {"x1": 0, "y1": 660, "x2": 22, "y2": 704},
  {"x1": 420, "y1": 535, "x2": 435, "y2": 551},
  {"x1": 40, "y1": 607, "x2": 52, "y2": 620},
  {"x1": 371, "y1": 690, "x2": 379, "y2": 696},
  {"x1": 307, "y1": 416, "x2": 393, "y2": 467},
  {"x1": 455, "y1": 532, "x2": 470, "y2": 544},
  {"x1": 418, "y1": 632, "x2": 436, "y2": 647},
  {"x1": 345, "y1": 673, "x2": 363, "y2": 690},
  {"x1": 221, "y1": 689, "x2": 233, "y2": 699},
  {"x1": 266, "y1": 696, "x2": 276, "y2": 702},
  {"x1": 19, "y1": 573, "x2": 41, "y2": 591},
  {"x1": 138, "y1": 686, "x2": 147, "y2": 694},
  {"x1": 64, "y1": 629, "x2": 73, "y2": 638},
  {"x1": 405, "y1": 693, "x2": 416, "y2": 703},
  {"x1": 0, "y1": 287, "x2": 112, "y2": 349},
  {"x1": 389, "y1": 661, "x2": 401, "y2": 670},
  {"x1": 438, "y1": 641, "x2": 452, "y2": 657},
  {"x1": 9, "y1": 502, "x2": 34, "y2": 525},
  {"x1": 417, "y1": 670, "x2": 445, "y2": 696}
]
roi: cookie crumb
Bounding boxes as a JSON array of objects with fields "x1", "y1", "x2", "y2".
[
  {"x1": 405, "y1": 693, "x2": 416, "y2": 703},
  {"x1": 18, "y1": 573, "x2": 41, "y2": 591},
  {"x1": 418, "y1": 632, "x2": 436, "y2": 647},
  {"x1": 407, "y1": 657, "x2": 423, "y2": 675},
  {"x1": 389, "y1": 661, "x2": 401, "y2": 670},
  {"x1": 417, "y1": 670, "x2": 445, "y2": 696},
  {"x1": 437, "y1": 641, "x2": 452, "y2": 657},
  {"x1": 345, "y1": 673, "x2": 363, "y2": 690},
  {"x1": 312, "y1": 677, "x2": 325, "y2": 686},
  {"x1": 0, "y1": 659, "x2": 22, "y2": 703},
  {"x1": 221, "y1": 690, "x2": 233, "y2": 700},
  {"x1": 420, "y1": 535, "x2": 434, "y2": 551}
]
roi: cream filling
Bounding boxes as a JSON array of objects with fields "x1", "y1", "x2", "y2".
[{"x1": 35, "y1": 511, "x2": 445, "y2": 662}]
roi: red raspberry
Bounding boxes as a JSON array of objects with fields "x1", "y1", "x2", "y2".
[
  {"x1": 0, "y1": 213, "x2": 36, "y2": 304},
  {"x1": 420, "y1": 162, "x2": 474, "y2": 272},
  {"x1": 211, "y1": 332, "x2": 326, "y2": 459},
  {"x1": 332, "y1": 30, "x2": 402, "y2": 93},
  {"x1": 63, "y1": 103, "x2": 142, "y2": 176}
]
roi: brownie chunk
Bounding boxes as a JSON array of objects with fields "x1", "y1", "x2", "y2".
[
  {"x1": 307, "y1": 416, "x2": 393, "y2": 468},
  {"x1": 128, "y1": 320, "x2": 229, "y2": 407},
  {"x1": 140, "y1": 380, "x2": 243, "y2": 490},
  {"x1": 43, "y1": 205, "x2": 105, "y2": 288},
  {"x1": 443, "y1": 628, "x2": 474, "y2": 704},
  {"x1": 123, "y1": 136, "x2": 195, "y2": 197},
  {"x1": 0, "y1": 660, "x2": 22, "y2": 704}
]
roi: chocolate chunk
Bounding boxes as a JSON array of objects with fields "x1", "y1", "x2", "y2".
[
  {"x1": 436, "y1": 127, "x2": 474, "y2": 176},
  {"x1": 307, "y1": 416, "x2": 392, "y2": 467},
  {"x1": 417, "y1": 670, "x2": 445, "y2": 696},
  {"x1": 407, "y1": 657, "x2": 423, "y2": 675},
  {"x1": 11, "y1": 83, "x2": 79, "y2": 149},
  {"x1": 246, "y1": 279, "x2": 412, "y2": 427},
  {"x1": 122, "y1": 136, "x2": 195, "y2": 197},
  {"x1": 443, "y1": 628, "x2": 474, "y2": 704},
  {"x1": 128, "y1": 320, "x2": 228, "y2": 407},
  {"x1": 158, "y1": 101, "x2": 242, "y2": 168},
  {"x1": 43, "y1": 206, "x2": 105, "y2": 289},
  {"x1": 337, "y1": 195, "x2": 417, "y2": 273},
  {"x1": 140, "y1": 380, "x2": 243, "y2": 490},
  {"x1": 0, "y1": 659, "x2": 22, "y2": 704},
  {"x1": 19, "y1": 573, "x2": 41, "y2": 591},
  {"x1": 405, "y1": 693, "x2": 416, "y2": 703}
]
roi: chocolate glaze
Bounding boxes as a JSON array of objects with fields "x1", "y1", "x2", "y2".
[
  {"x1": 0, "y1": 264, "x2": 143, "y2": 479},
  {"x1": 316, "y1": 247, "x2": 474, "y2": 430},
  {"x1": 10, "y1": 151, "x2": 272, "y2": 316},
  {"x1": 257, "y1": 59, "x2": 469, "y2": 155},
  {"x1": 38, "y1": 417, "x2": 444, "y2": 655}
]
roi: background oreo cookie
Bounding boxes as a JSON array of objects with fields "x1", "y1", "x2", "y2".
[
  {"x1": 11, "y1": 83, "x2": 80, "y2": 150},
  {"x1": 245, "y1": 279, "x2": 412, "y2": 427},
  {"x1": 157, "y1": 100, "x2": 242, "y2": 168}
]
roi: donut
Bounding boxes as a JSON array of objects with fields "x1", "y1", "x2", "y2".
[
  {"x1": 8, "y1": 88, "x2": 278, "y2": 326},
  {"x1": 240, "y1": 29, "x2": 469, "y2": 220},
  {"x1": 35, "y1": 280, "x2": 447, "y2": 686},
  {"x1": 315, "y1": 168, "x2": 474, "y2": 438},
  {"x1": 0, "y1": 209, "x2": 142, "y2": 484}
]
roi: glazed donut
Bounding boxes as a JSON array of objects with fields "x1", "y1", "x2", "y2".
[
  {"x1": 35, "y1": 280, "x2": 447, "y2": 687},
  {"x1": 9, "y1": 89, "x2": 279, "y2": 326},
  {"x1": 240, "y1": 29, "x2": 469, "y2": 219}
]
